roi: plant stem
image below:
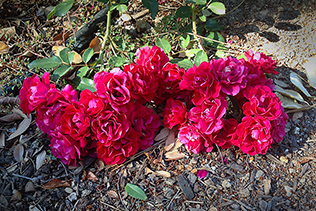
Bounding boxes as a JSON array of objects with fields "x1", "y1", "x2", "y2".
[
  {"x1": 98, "y1": 1, "x2": 112, "y2": 71},
  {"x1": 191, "y1": 4, "x2": 207, "y2": 53}
]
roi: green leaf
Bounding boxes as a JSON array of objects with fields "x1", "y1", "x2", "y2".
[
  {"x1": 187, "y1": 0, "x2": 206, "y2": 5},
  {"x1": 117, "y1": 4, "x2": 127, "y2": 13},
  {"x1": 97, "y1": 0, "x2": 109, "y2": 3},
  {"x1": 108, "y1": 56, "x2": 130, "y2": 67},
  {"x1": 142, "y1": 0, "x2": 159, "y2": 19},
  {"x1": 194, "y1": 50, "x2": 208, "y2": 66},
  {"x1": 170, "y1": 58, "x2": 194, "y2": 69},
  {"x1": 54, "y1": 0, "x2": 75, "y2": 17},
  {"x1": 77, "y1": 66, "x2": 90, "y2": 78},
  {"x1": 205, "y1": 32, "x2": 226, "y2": 49},
  {"x1": 215, "y1": 50, "x2": 226, "y2": 59},
  {"x1": 77, "y1": 77, "x2": 96, "y2": 92},
  {"x1": 208, "y1": 2, "x2": 226, "y2": 15},
  {"x1": 52, "y1": 65, "x2": 72, "y2": 81},
  {"x1": 67, "y1": 51, "x2": 75, "y2": 64},
  {"x1": 175, "y1": 6, "x2": 191, "y2": 18},
  {"x1": 82, "y1": 48, "x2": 94, "y2": 64},
  {"x1": 199, "y1": 15, "x2": 206, "y2": 22},
  {"x1": 202, "y1": 9, "x2": 212, "y2": 17},
  {"x1": 125, "y1": 183, "x2": 147, "y2": 200},
  {"x1": 204, "y1": 19, "x2": 224, "y2": 31},
  {"x1": 120, "y1": 0, "x2": 128, "y2": 3},
  {"x1": 28, "y1": 56, "x2": 62, "y2": 69},
  {"x1": 237, "y1": 54, "x2": 247, "y2": 61},
  {"x1": 179, "y1": 34, "x2": 190, "y2": 49},
  {"x1": 185, "y1": 49, "x2": 201, "y2": 57},
  {"x1": 47, "y1": 7, "x2": 56, "y2": 20},
  {"x1": 155, "y1": 38, "x2": 171, "y2": 54},
  {"x1": 59, "y1": 48, "x2": 71, "y2": 64}
]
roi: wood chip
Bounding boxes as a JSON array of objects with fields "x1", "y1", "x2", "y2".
[
  {"x1": 165, "y1": 151, "x2": 185, "y2": 161},
  {"x1": 164, "y1": 130, "x2": 176, "y2": 151},
  {"x1": 107, "y1": 190, "x2": 118, "y2": 198},
  {"x1": 266, "y1": 154, "x2": 283, "y2": 165},
  {"x1": 263, "y1": 179, "x2": 271, "y2": 195},
  {"x1": 177, "y1": 174, "x2": 194, "y2": 200},
  {"x1": 41, "y1": 179, "x2": 70, "y2": 189}
]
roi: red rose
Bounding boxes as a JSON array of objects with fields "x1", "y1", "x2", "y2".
[
  {"x1": 231, "y1": 116, "x2": 273, "y2": 155},
  {"x1": 271, "y1": 106, "x2": 288, "y2": 143},
  {"x1": 211, "y1": 118, "x2": 238, "y2": 149},
  {"x1": 243, "y1": 85, "x2": 282, "y2": 120},
  {"x1": 162, "y1": 99, "x2": 187, "y2": 129},
  {"x1": 244, "y1": 50, "x2": 278, "y2": 74},
  {"x1": 178, "y1": 124, "x2": 206, "y2": 154},
  {"x1": 79, "y1": 89, "x2": 105, "y2": 117}
]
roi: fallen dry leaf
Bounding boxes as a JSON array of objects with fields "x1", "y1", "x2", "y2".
[
  {"x1": 86, "y1": 171, "x2": 98, "y2": 182},
  {"x1": 0, "y1": 133, "x2": 5, "y2": 148},
  {"x1": 13, "y1": 144, "x2": 24, "y2": 162},
  {"x1": 89, "y1": 37, "x2": 101, "y2": 53},
  {"x1": 8, "y1": 114, "x2": 32, "y2": 140},
  {"x1": 11, "y1": 189, "x2": 22, "y2": 201},
  {"x1": 303, "y1": 56, "x2": 316, "y2": 90},
  {"x1": 107, "y1": 190, "x2": 118, "y2": 198},
  {"x1": 25, "y1": 181, "x2": 36, "y2": 192},
  {"x1": 53, "y1": 31, "x2": 71, "y2": 41},
  {"x1": 0, "y1": 41, "x2": 9, "y2": 54},
  {"x1": 36, "y1": 151, "x2": 46, "y2": 170},
  {"x1": 145, "y1": 167, "x2": 153, "y2": 175},
  {"x1": 274, "y1": 79, "x2": 289, "y2": 88},
  {"x1": 155, "y1": 127, "x2": 170, "y2": 141},
  {"x1": 95, "y1": 159, "x2": 105, "y2": 171},
  {"x1": 164, "y1": 130, "x2": 176, "y2": 152},
  {"x1": 41, "y1": 179, "x2": 70, "y2": 189},
  {"x1": 155, "y1": 170, "x2": 171, "y2": 177},
  {"x1": 292, "y1": 111, "x2": 304, "y2": 121},
  {"x1": 165, "y1": 150, "x2": 185, "y2": 161},
  {"x1": 0, "y1": 26, "x2": 15, "y2": 39},
  {"x1": 290, "y1": 72, "x2": 312, "y2": 98},
  {"x1": 274, "y1": 85, "x2": 307, "y2": 103},
  {"x1": 0, "y1": 113, "x2": 23, "y2": 123}
]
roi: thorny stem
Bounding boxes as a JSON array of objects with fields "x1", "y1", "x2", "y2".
[{"x1": 98, "y1": 1, "x2": 112, "y2": 71}]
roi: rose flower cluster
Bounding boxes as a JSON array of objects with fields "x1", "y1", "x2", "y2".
[{"x1": 19, "y1": 46, "x2": 288, "y2": 166}]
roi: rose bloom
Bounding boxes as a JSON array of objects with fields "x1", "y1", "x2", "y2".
[
  {"x1": 243, "y1": 85, "x2": 282, "y2": 120},
  {"x1": 244, "y1": 50, "x2": 278, "y2": 75},
  {"x1": 180, "y1": 62, "x2": 221, "y2": 105},
  {"x1": 134, "y1": 46, "x2": 169, "y2": 79},
  {"x1": 188, "y1": 96, "x2": 227, "y2": 135},
  {"x1": 211, "y1": 118, "x2": 238, "y2": 149},
  {"x1": 231, "y1": 115, "x2": 273, "y2": 155},
  {"x1": 79, "y1": 89, "x2": 105, "y2": 117},
  {"x1": 124, "y1": 63, "x2": 159, "y2": 103},
  {"x1": 19, "y1": 72, "x2": 54, "y2": 114},
  {"x1": 96, "y1": 128, "x2": 141, "y2": 165},
  {"x1": 178, "y1": 124, "x2": 206, "y2": 154},
  {"x1": 94, "y1": 68, "x2": 133, "y2": 113},
  {"x1": 271, "y1": 106, "x2": 288, "y2": 143},
  {"x1": 60, "y1": 103, "x2": 91, "y2": 141},
  {"x1": 162, "y1": 99, "x2": 187, "y2": 129},
  {"x1": 35, "y1": 85, "x2": 78, "y2": 134},
  {"x1": 91, "y1": 107, "x2": 130, "y2": 146},
  {"x1": 211, "y1": 56, "x2": 248, "y2": 96},
  {"x1": 130, "y1": 103, "x2": 160, "y2": 150},
  {"x1": 49, "y1": 131, "x2": 87, "y2": 166}
]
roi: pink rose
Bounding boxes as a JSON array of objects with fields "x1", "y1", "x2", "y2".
[
  {"x1": 161, "y1": 63, "x2": 185, "y2": 94},
  {"x1": 271, "y1": 106, "x2": 288, "y2": 143},
  {"x1": 130, "y1": 103, "x2": 160, "y2": 150},
  {"x1": 19, "y1": 72, "x2": 54, "y2": 114},
  {"x1": 94, "y1": 68, "x2": 133, "y2": 113},
  {"x1": 211, "y1": 56, "x2": 248, "y2": 96},
  {"x1": 243, "y1": 85, "x2": 282, "y2": 120},
  {"x1": 211, "y1": 118, "x2": 238, "y2": 149},
  {"x1": 79, "y1": 89, "x2": 105, "y2": 117},
  {"x1": 162, "y1": 99, "x2": 187, "y2": 129},
  {"x1": 135, "y1": 46, "x2": 169, "y2": 79},
  {"x1": 231, "y1": 116, "x2": 273, "y2": 155},
  {"x1": 60, "y1": 104, "x2": 91, "y2": 140},
  {"x1": 188, "y1": 97, "x2": 227, "y2": 135},
  {"x1": 244, "y1": 50, "x2": 278, "y2": 74},
  {"x1": 124, "y1": 63, "x2": 159, "y2": 103},
  {"x1": 91, "y1": 108, "x2": 130, "y2": 145},
  {"x1": 178, "y1": 124, "x2": 206, "y2": 154},
  {"x1": 49, "y1": 131, "x2": 87, "y2": 166}
]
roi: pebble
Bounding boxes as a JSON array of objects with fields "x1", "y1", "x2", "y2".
[
  {"x1": 67, "y1": 192, "x2": 77, "y2": 202},
  {"x1": 284, "y1": 185, "x2": 293, "y2": 197},
  {"x1": 163, "y1": 188, "x2": 174, "y2": 199},
  {"x1": 239, "y1": 188, "x2": 250, "y2": 198},
  {"x1": 228, "y1": 163, "x2": 243, "y2": 172},
  {"x1": 255, "y1": 170, "x2": 264, "y2": 179},
  {"x1": 65, "y1": 188, "x2": 73, "y2": 194},
  {"x1": 259, "y1": 200, "x2": 268, "y2": 211}
]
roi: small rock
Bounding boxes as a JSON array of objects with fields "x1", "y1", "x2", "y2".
[
  {"x1": 65, "y1": 187, "x2": 73, "y2": 194},
  {"x1": 263, "y1": 179, "x2": 271, "y2": 195},
  {"x1": 284, "y1": 185, "x2": 293, "y2": 197},
  {"x1": 68, "y1": 192, "x2": 77, "y2": 202},
  {"x1": 221, "y1": 180, "x2": 231, "y2": 189},
  {"x1": 25, "y1": 181, "x2": 36, "y2": 192},
  {"x1": 121, "y1": 14, "x2": 132, "y2": 22},
  {"x1": 239, "y1": 188, "x2": 250, "y2": 198},
  {"x1": 259, "y1": 200, "x2": 268, "y2": 211},
  {"x1": 280, "y1": 156, "x2": 288, "y2": 163},
  {"x1": 82, "y1": 190, "x2": 92, "y2": 197},
  {"x1": 209, "y1": 207, "x2": 217, "y2": 211},
  {"x1": 294, "y1": 127, "x2": 300, "y2": 134},
  {"x1": 231, "y1": 204, "x2": 240, "y2": 210},
  {"x1": 255, "y1": 170, "x2": 264, "y2": 179},
  {"x1": 228, "y1": 163, "x2": 243, "y2": 172}
]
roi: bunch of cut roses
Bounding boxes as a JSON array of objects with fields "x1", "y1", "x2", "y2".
[{"x1": 19, "y1": 46, "x2": 288, "y2": 166}]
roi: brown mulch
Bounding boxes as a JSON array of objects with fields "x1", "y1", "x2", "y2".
[{"x1": 1, "y1": 0, "x2": 316, "y2": 211}]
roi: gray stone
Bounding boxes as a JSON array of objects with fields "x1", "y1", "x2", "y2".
[
  {"x1": 67, "y1": 192, "x2": 77, "y2": 202},
  {"x1": 239, "y1": 188, "x2": 250, "y2": 198},
  {"x1": 256, "y1": 170, "x2": 264, "y2": 179},
  {"x1": 187, "y1": 173, "x2": 197, "y2": 185},
  {"x1": 221, "y1": 180, "x2": 231, "y2": 189},
  {"x1": 177, "y1": 174, "x2": 194, "y2": 199},
  {"x1": 164, "y1": 188, "x2": 175, "y2": 199},
  {"x1": 284, "y1": 185, "x2": 293, "y2": 197}
]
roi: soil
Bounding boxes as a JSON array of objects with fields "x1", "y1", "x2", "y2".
[{"x1": 1, "y1": 0, "x2": 316, "y2": 211}]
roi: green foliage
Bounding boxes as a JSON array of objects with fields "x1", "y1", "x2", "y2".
[
  {"x1": 187, "y1": 0, "x2": 207, "y2": 5},
  {"x1": 155, "y1": 38, "x2": 171, "y2": 54},
  {"x1": 53, "y1": 65, "x2": 72, "y2": 81},
  {"x1": 125, "y1": 183, "x2": 147, "y2": 200},
  {"x1": 179, "y1": 34, "x2": 190, "y2": 49},
  {"x1": 194, "y1": 50, "x2": 208, "y2": 66},
  {"x1": 142, "y1": 0, "x2": 159, "y2": 19},
  {"x1": 204, "y1": 19, "x2": 225, "y2": 31},
  {"x1": 76, "y1": 77, "x2": 96, "y2": 92},
  {"x1": 82, "y1": 48, "x2": 94, "y2": 64},
  {"x1": 28, "y1": 56, "x2": 62, "y2": 70},
  {"x1": 208, "y1": 2, "x2": 226, "y2": 15},
  {"x1": 170, "y1": 58, "x2": 194, "y2": 69},
  {"x1": 108, "y1": 56, "x2": 130, "y2": 67},
  {"x1": 175, "y1": 6, "x2": 192, "y2": 18},
  {"x1": 47, "y1": 0, "x2": 75, "y2": 20}
]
